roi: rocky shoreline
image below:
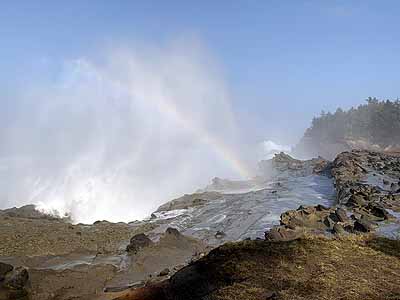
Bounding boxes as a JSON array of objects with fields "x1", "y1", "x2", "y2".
[
  {"x1": 107, "y1": 150, "x2": 400, "y2": 300},
  {"x1": 266, "y1": 150, "x2": 400, "y2": 242},
  {"x1": 1, "y1": 150, "x2": 400, "y2": 300}
]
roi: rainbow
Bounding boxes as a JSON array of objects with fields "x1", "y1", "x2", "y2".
[
  {"x1": 146, "y1": 92, "x2": 253, "y2": 179},
  {"x1": 101, "y1": 61, "x2": 252, "y2": 180}
]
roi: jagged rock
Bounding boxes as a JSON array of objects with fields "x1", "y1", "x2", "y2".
[
  {"x1": 126, "y1": 233, "x2": 153, "y2": 254},
  {"x1": 3, "y1": 267, "x2": 29, "y2": 289},
  {"x1": 298, "y1": 205, "x2": 317, "y2": 215},
  {"x1": 316, "y1": 204, "x2": 329, "y2": 211},
  {"x1": 0, "y1": 204, "x2": 63, "y2": 221},
  {"x1": 158, "y1": 268, "x2": 170, "y2": 277},
  {"x1": 0, "y1": 262, "x2": 13, "y2": 281},
  {"x1": 390, "y1": 182, "x2": 399, "y2": 192},
  {"x1": 265, "y1": 227, "x2": 303, "y2": 242},
  {"x1": 259, "y1": 152, "x2": 330, "y2": 179},
  {"x1": 346, "y1": 194, "x2": 367, "y2": 207},
  {"x1": 280, "y1": 205, "x2": 330, "y2": 231},
  {"x1": 353, "y1": 218, "x2": 374, "y2": 233},
  {"x1": 323, "y1": 216, "x2": 335, "y2": 230},
  {"x1": 0, "y1": 265, "x2": 29, "y2": 300},
  {"x1": 366, "y1": 203, "x2": 390, "y2": 220},
  {"x1": 312, "y1": 158, "x2": 332, "y2": 175},
  {"x1": 335, "y1": 208, "x2": 349, "y2": 222},
  {"x1": 155, "y1": 192, "x2": 221, "y2": 212},
  {"x1": 333, "y1": 223, "x2": 346, "y2": 235}
]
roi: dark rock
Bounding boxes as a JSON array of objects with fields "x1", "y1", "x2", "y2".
[
  {"x1": 263, "y1": 291, "x2": 278, "y2": 299},
  {"x1": 366, "y1": 204, "x2": 390, "y2": 220},
  {"x1": 126, "y1": 233, "x2": 153, "y2": 254},
  {"x1": 316, "y1": 204, "x2": 329, "y2": 211},
  {"x1": 166, "y1": 263, "x2": 219, "y2": 299},
  {"x1": 0, "y1": 264, "x2": 29, "y2": 300},
  {"x1": 158, "y1": 268, "x2": 170, "y2": 277},
  {"x1": 333, "y1": 223, "x2": 346, "y2": 235},
  {"x1": 3, "y1": 266, "x2": 29, "y2": 289},
  {"x1": 166, "y1": 227, "x2": 181, "y2": 237},
  {"x1": 335, "y1": 208, "x2": 349, "y2": 223},
  {"x1": 390, "y1": 182, "x2": 398, "y2": 190},
  {"x1": 328, "y1": 212, "x2": 340, "y2": 223},
  {"x1": 344, "y1": 224, "x2": 354, "y2": 233},
  {"x1": 353, "y1": 219, "x2": 374, "y2": 233},
  {"x1": 0, "y1": 262, "x2": 13, "y2": 281},
  {"x1": 215, "y1": 231, "x2": 225, "y2": 239},
  {"x1": 383, "y1": 179, "x2": 390, "y2": 185},
  {"x1": 192, "y1": 198, "x2": 207, "y2": 206},
  {"x1": 323, "y1": 216, "x2": 335, "y2": 230},
  {"x1": 346, "y1": 194, "x2": 367, "y2": 207},
  {"x1": 265, "y1": 227, "x2": 302, "y2": 242}
]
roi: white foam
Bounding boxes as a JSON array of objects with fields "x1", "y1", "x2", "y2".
[{"x1": 261, "y1": 140, "x2": 292, "y2": 159}]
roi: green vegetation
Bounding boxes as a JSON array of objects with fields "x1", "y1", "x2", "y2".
[{"x1": 302, "y1": 98, "x2": 400, "y2": 148}]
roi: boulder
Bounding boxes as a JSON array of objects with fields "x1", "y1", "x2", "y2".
[
  {"x1": 366, "y1": 204, "x2": 390, "y2": 220},
  {"x1": 346, "y1": 194, "x2": 367, "y2": 207},
  {"x1": 215, "y1": 231, "x2": 225, "y2": 239},
  {"x1": 0, "y1": 265, "x2": 29, "y2": 300},
  {"x1": 3, "y1": 267, "x2": 29, "y2": 289},
  {"x1": 158, "y1": 268, "x2": 170, "y2": 277},
  {"x1": 265, "y1": 227, "x2": 303, "y2": 242},
  {"x1": 316, "y1": 204, "x2": 330, "y2": 211},
  {"x1": 126, "y1": 233, "x2": 153, "y2": 254},
  {"x1": 353, "y1": 218, "x2": 374, "y2": 233},
  {"x1": 390, "y1": 182, "x2": 399, "y2": 192},
  {"x1": 0, "y1": 262, "x2": 13, "y2": 281},
  {"x1": 323, "y1": 216, "x2": 335, "y2": 230},
  {"x1": 335, "y1": 208, "x2": 349, "y2": 223},
  {"x1": 333, "y1": 223, "x2": 346, "y2": 235}
]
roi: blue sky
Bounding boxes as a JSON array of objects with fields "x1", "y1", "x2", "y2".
[{"x1": 1, "y1": 1, "x2": 399, "y2": 143}]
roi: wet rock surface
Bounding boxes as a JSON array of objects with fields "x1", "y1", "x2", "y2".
[
  {"x1": 0, "y1": 263, "x2": 29, "y2": 300},
  {"x1": 2, "y1": 150, "x2": 400, "y2": 299},
  {"x1": 149, "y1": 153, "x2": 335, "y2": 245},
  {"x1": 0, "y1": 152, "x2": 336, "y2": 300},
  {"x1": 332, "y1": 150, "x2": 400, "y2": 237},
  {"x1": 265, "y1": 150, "x2": 400, "y2": 241}
]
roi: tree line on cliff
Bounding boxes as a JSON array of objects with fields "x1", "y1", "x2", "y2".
[{"x1": 294, "y1": 98, "x2": 400, "y2": 158}]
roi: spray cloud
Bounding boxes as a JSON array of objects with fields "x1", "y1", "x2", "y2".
[{"x1": 0, "y1": 41, "x2": 254, "y2": 223}]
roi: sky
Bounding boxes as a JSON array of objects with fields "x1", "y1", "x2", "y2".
[
  {"x1": 1, "y1": 1, "x2": 399, "y2": 143},
  {"x1": 0, "y1": 1, "x2": 399, "y2": 222}
]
